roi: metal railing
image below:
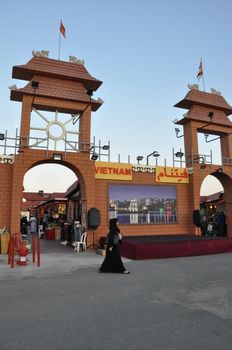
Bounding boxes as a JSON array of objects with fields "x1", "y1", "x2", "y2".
[
  {"x1": 172, "y1": 148, "x2": 213, "y2": 168},
  {"x1": 0, "y1": 129, "x2": 110, "y2": 161}
]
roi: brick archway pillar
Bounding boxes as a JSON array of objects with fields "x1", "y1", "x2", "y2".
[{"x1": 10, "y1": 159, "x2": 25, "y2": 234}]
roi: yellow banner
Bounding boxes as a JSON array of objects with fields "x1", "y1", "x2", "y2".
[
  {"x1": 156, "y1": 166, "x2": 189, "y2": 183},
  {"x1": 95, "y1": 161, "x2": 132, "y2": 180}
]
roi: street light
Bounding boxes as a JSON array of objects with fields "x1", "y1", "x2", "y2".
[
  {"x1": 31, "y1": 81, "x2": 39, "y2": 89},
  {"x1": 91, "y1": 153, "x2": 98, "y2": 161},
  {"x1": 175, "y1": 151, "x2": 184, "y2": 158},
  {"x1": 208, "y1": 111, "x2": 214, "y2": 121},
  {"x1": 200, "y1": 161, "x2": 207, "y2": 169},
  {"x1": 194, "y1": 156, "x2": 207, "y2": 169},
  {"x1": 146, "y1": 151, "x2": 160, "y2": 165},
  {"x1": 175, "y1": 128, "x2": 184, "y2": 138},
  {"x1": 136, "y1": 156, "x2": 143, "y2": 164},
  {"x1": 53, "y1": 153, "x2": 62, "y2": 161}
]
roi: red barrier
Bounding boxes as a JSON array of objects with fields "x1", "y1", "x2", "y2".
[
  {"x1": 8, "y1": 235, "x2": 41, "y2": 269},
  {"x1": 11, "y1": 238, "x2": 14, "y2": 268},
  {"x1": 32, "y1": 235, "x2": 35, "y2": 263},
  {"x1": 37, "y1": 238, "x2": 40, "y2": 267},
  {"x1": 8, "y1": 237, "x2": 13, "y2": 267},
  {"x1": 8, "y1": 237, "x2": 15, "y2": 268},
  {"x1": 8, "y1": 237, "x2": 12, "y2": 265},
  {"x1": 32, "y1": 236, "x2": 41, "y2": 267}
]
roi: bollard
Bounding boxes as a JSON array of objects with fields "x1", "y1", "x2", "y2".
[
  {"x1": 32, "y1": 235, "x2": 35, "y2": 263},
  {"x1": 37, "y1": 237, "x2": 40, "y2": 267},
  {"x1": 11, "y1": 237, "x2": 14, "y2": 269},
  {"x1": 8, "y1": 237, "x2": 12, "y2": 265}
]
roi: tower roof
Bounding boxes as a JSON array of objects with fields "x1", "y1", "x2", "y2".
[
  {"x1": 174, "y1": 89, "x2": 232, "y2": 116},
  {"x1": 10, "y1": 56, "x2": 103, "y2": 111},
  {"x1": 12, "y1": 56, "x2": 102, "y2": 91}
]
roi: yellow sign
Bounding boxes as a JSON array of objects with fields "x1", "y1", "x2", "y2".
[
  {"x1": 156, "y1": 166, "x2": 189, "y2": 183},
  {"x1": 95, "y1": 162, "x2": 132, "y2": 180}
]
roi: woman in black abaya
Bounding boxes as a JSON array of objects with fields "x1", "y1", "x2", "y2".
[{"x1": 99, "y1": 218, "x2": 130, "y2": 274}]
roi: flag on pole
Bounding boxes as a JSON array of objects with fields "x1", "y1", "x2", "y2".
[
  {"x1": 60, "y1": 20, "x2": 66, "y2": 38},
  {"x1": 197, "y1": 59, "x2": 203, "y2": 80}
]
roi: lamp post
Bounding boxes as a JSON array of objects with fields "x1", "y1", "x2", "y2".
[
  {"x1": 174, "y1": 150, "x2": 184, "y2": 167},
  {"x1": 136, "y1": 156, "x2": 143, "y2": 164},
  {"x1": 91, "y1": 153, "x2": 98, "y2": 161},
  {"x1": 146, "y1": 151, "x2": 160, "y2": 165},
  {"x1": 175, "y1": 128, "x2": 184, "y2": 138},
  {"x1": 193, "y1": 156, "x2": 207, "y2": 169}
]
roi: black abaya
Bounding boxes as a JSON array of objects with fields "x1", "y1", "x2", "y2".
[
  {"x1": 99, "y1": 244, "x2": 126, "y2": 273},
  {"x1": 99, "y1": 227, "x2": 126, "y2": 273}
]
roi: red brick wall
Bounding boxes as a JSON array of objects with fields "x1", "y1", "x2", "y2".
[
  {"x1": 0, "y1": 164, "x2": 13, "y2": 231},
  {"x1": 93, "y1": 171, "x2": 195, "y2": 242},
  {"x1": 3, "y1": 59, "x2": 232, "y2": 241}
]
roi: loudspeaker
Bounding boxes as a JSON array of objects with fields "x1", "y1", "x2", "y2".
[
  {"x1": 87, "y1": 207, "x2": 100, "y2": 230},
  {"x1": 193, "y1": 209, "x2": 201, "y2": 227}
]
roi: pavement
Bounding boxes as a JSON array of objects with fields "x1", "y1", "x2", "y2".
[
  {"x1": 1, "y1": 238, "x2": 232, "y2": 349},
  {"x1": 0, "y1": 238, "x2": 105, "y2": 279},
  {"x1": 0, "y1": 237, "x2": 130, "y2": 280}
]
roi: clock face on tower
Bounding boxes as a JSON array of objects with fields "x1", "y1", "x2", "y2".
[{"x1": 30, "y1": 108, "x2": 81, "y2": 152}]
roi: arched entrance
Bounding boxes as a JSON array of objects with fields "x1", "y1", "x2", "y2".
[
  {"x1": 21, "y1": 161, "x2": 88, "y2": 245},
  {"x1": 200, "y1": 174, "x2": 227, "y2": 237}
]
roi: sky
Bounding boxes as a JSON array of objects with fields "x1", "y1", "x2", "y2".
[{"x1": 1, "y1": 0, "x2": 231, "y2": 194}]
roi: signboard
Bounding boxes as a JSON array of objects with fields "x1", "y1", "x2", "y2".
[
  {"x1": 95, "y1": 161, "x2": 132, "y2": 181},
  {"x1": 156, "y1": 166, "x2": 189, "y2": 183}
]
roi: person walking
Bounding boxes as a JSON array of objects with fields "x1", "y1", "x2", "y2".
[
  {"x1": 29, "y1": 215, "x2": 37, "y2": 234},
  {"x1": 99, "y1": 218, "x2": 130, "y2": 274}
]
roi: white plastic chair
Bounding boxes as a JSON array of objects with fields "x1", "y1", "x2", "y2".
[
  {"x1": 0, "y1": 226, "x2": 6, "y2": 234},
  {"x1": 74, "y1": 232, "x2": 87, "y2": 253}
]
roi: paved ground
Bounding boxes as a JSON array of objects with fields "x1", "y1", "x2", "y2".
[
  {"x1": 1, "y1": 239, "x2": 232, "y2": 349},
  {"x1": 0, "y1": 239, "x2": 106, "y2": 279}
]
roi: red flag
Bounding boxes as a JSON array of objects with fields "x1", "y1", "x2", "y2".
[
  {"x1": 197, "y1": 60, "x2": 203, "y2": 80},
  {"x1": 60, "y1": 20, "x2": 66, "y2": 38}
]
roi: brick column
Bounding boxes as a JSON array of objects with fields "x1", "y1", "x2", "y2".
[
  {"x1": 221, "y1": 135, "x2": 232, "y2": 160},
  {"x1": 0, "y1": 164, "x2": 13, "y2": 230},
  {"x1": 20, "y1": 95, "x2": 33, "y2": 148},
  {"x1": 183, "y1": 121, "x2": 199, "y2": 167},
  {"x1": 10, "y1": 158, "x2": 25, "y2": 234},
  {"x1": 79, "y1": 104, "x2": 91, "y2": 151}
]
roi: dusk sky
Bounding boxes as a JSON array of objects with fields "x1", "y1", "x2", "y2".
[{"x1": 1, "y1": 0, "x2": 230, "y2": 194}]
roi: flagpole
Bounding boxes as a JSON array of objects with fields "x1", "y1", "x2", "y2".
[
  {"x1": 58, "y1": 31, "x2": 61, "y2": 60},
  {"x1": 202, "y1": 74, "x2": 205, "y2": 92},
  {"x1": 201, "y1": 58, "x2": 205, "y2": 91}
]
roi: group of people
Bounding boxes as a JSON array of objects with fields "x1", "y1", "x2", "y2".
[
  {"x1": 20, "y1": 215, "x2": 37, "y2": 236},
  {"x1": 200, "y1": 211, "x2": 227, "y2": 237}
]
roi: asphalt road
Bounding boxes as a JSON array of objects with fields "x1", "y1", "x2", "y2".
[{"x1": 1, "y1": 252, "x2": 232, "y2": 350}]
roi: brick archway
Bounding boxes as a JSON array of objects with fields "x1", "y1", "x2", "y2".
[
  {"x1": 211, "y1": 171, "x2": 232, "y2": 237},
  {"x1": 8, "y1": 149, "x2": 96, "y2": 234}
]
